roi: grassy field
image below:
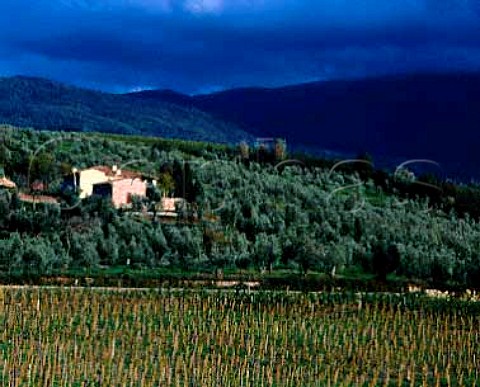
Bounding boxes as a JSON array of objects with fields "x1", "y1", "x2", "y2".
[{"x1": 0, "y1": 288, "x2": 479, "y2": 386}]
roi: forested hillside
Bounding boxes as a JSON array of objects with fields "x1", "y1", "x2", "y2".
[
  {"x1": 2, "y1": 125, "x2": 480, "y2": 288},
  {"x1": 0, "y1": 76, "x2": 252, "y2": 143},
  {"x1": 130, "y1": 72, "x2": 480, "y2": 181}
]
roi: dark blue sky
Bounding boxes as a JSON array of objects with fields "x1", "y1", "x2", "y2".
[{"x1": 1, "y1": 0, "x2": 480, "y2": 94}]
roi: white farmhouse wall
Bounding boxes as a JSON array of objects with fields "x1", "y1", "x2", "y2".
[{"x1": 78, "y1": 169, "x2": 108, "y2": 199}]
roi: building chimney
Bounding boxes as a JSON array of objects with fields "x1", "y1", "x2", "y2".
[
  {"x1": 72, "y1": 167, "x2": 78, "y2": 191},
  {"x1": 112, "y1": 165, "x2": 118, "y2": 173}
]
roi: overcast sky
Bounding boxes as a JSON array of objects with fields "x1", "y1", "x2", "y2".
[{"x1": 1, "y1": 0, "x2": 480, "y2": 94}]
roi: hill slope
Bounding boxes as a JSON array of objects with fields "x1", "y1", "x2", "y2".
[
  {"x1": 0, "y1": 76, "x2": 252, "y2": 143},
  {"x1": 130, "y1": 73, "x2": 480, "y2": 180}
]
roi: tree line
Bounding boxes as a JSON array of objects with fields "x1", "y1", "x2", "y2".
[{"x1": 1, "y1": 126, "x2": 480, "y2": 287}]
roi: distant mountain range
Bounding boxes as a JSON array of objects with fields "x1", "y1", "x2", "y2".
[
  {"x1": 2, "y1": 73, "x2": 480, "y2": 180},
  {"x1": 0, "y1": 76, "x2": 252, "y2": 144},
  {"x1": 128, "y1": 72, "x2": 480, "y2": 181}
]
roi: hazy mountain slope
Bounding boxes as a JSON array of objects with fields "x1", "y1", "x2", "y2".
[
  {"x1": 0, "y1": 76, "x2": 252, "y2": 143},
  {"x1": 130, "y1": 73, "x2": 480, "y2": 179}
]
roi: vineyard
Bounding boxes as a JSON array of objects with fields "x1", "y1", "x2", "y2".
[{"x1": 0, "y1": 288, "x2": 479, "y2": 386}]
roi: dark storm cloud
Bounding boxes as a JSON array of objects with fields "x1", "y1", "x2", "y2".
[{"x1": 1, "y1": 0, "x2": 480, "y2": 93}]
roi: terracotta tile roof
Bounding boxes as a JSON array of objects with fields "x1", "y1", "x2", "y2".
[
  {"x1": 116, "y1": 170, "x2": 143, "y2": 179},
  {"x1": 88, "y1": 165, "x2": 112, "y2": 174},
  {"x1": 18, "y1": 193, "x2": 59, "y2": 204},
  {"x1": 87, "y1": 166, "x2": 143, "y2": 179},
  {"x1": 0, "y1": 177, "x2": 16, "y2": 189}
]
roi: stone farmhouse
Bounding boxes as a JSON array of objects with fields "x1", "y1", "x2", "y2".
[{"x1": 63, "y1": 165, "x2": 148, "y2": 208}]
